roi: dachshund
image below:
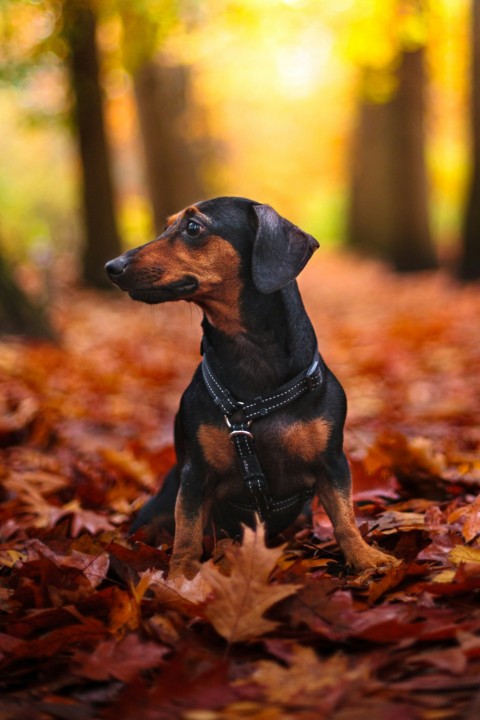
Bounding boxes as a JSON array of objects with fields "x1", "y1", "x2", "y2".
[{"x1": 105, "y1": 197, "x2": 396, "y2": 579}]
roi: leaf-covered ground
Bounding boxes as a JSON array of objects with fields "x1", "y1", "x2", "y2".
[{"x1": 1, "y1": 251, "x2": 480, "y2": 719}]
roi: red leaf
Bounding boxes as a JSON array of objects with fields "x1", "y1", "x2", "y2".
[{"x1": 74, "y1": 634, "x2": 168, "y2": 682}]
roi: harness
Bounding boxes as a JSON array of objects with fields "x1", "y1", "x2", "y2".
[{"x1": 201, "y1": 340, "x2": 323, "y2": 521}]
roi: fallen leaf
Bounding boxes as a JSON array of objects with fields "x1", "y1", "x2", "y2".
[
  {"x1": 101, "y1": 447, "x2": 157, "y2": 490},
  {"x1": 244, "y1": 644, "x2": 371, "y2": 712},
  {"x1": 364, "y1": 431, "x2": 446, "y2": 479},
  {"x1": 51, "y1": 500, "x2": 116, "y2": 536},
  {"x1": 146, "y1": 568, "x2": 212, "y2": 614},
  {"x1": 74, "y1": 633, "x2": 168, "y2": 682},
  {"x1": 108, "y1": 587, "x2": 141, "y2": 633},
  {"x1": 199, "y1": 524, "x2": 300, "y2": 643},
  {"x1": 2, "y1": 254, "x2": 480, "y2": 718},
  {"x1": 0, "y1": 548, "x2": 26, "y2": 568},
  {"x1": 449, "y1": 545, "x2": 480, "y2": 565},
  {"x1": 408, "y1": 646, "x2": 468, "y2": 675},
  {"x1": 448, "y1": 497, "x2": 480, "y2": 542}
]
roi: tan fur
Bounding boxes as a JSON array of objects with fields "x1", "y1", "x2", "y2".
[
  {"x1": 165, "y1": 211, "x2": 182, "y2": 228},
  {"x1": 169, "y1": 486, "x2": 206, "y2": 580},
  {"x1": 280, "y1": 418, "x2": 331, "y2": 461},
  {"x1": 317, "y1": 483, "x2": 395, "y2": 570},
  {"x1": 198, "y1": 424, "x2": 235, "y2": 473},
  {"x1": 137, "y1": 215, "x2": 245, "y2": 335}
]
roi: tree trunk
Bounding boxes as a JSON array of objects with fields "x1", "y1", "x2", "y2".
[
  {"x1": 63, "y1": 0, "x2": 121, "y2": 288},
  {"x1": 348, "y1": 49, "x2": 437, "y2": 272},
  {"x1": 0, "y1": 252, "x2": 53, "y2": 339},
  {"x1": 348, "y1": 81, "x2": 396, "y2": 259},
  {"x1": 460, "y1": 0, "x2": 480, "y2": 281},
  {"x1": 134, "y1": 59, "x2": 206, "y2": 231}
]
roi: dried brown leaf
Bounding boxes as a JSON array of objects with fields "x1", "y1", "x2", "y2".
[
  {"x1": 199, "y1": 524, "x2": 300, "y2": 643},
  {"x1": 244, "y1": 644, "x2": 371, "y2": 712}
]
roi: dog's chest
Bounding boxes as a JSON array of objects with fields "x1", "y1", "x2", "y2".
[{"x1": 197, "y1": 413, "x2": 331, "y2": 495}]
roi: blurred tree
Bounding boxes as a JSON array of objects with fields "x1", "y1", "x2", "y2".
[
  {"x1": 460, "y1": 0, "x2": 480, "y2": 281},
  {"x1": 347, "y1": 1, "x2": 437, "y2": 272},
  {"x1": 119, "y1": 1, "x2": 206, "y2": 231},
  {"x1": 62, "y1": 0, "x2": 122, "y2": 287},
  {"x1": 0, "y1": 251, "x2": 52, "y2": 339},
  {"x1": 134, "y1": 59, "x2": 206, "y2": 229}
]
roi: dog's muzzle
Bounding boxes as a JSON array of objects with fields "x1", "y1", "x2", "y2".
[{"x1": 105, "y1": 256, "x2": 129, "y2": 284}]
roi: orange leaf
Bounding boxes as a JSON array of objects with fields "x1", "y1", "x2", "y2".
[
  {"x1": 246, "y1": 644, "x2": 369, "y2": 708},
  {"x1": 447, "y1": 497, "x2": 480, "y2": 542},
  {"x1": 109, "y1": 587, "x2": 140, "y2": 633},
  {"x1": 199, "y1": 524, "x2": 300, "y2": 643}
]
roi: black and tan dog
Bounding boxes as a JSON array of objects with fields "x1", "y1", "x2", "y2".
[{"x1": 106, "y1": 197, "x2": 395, "y2": 579}]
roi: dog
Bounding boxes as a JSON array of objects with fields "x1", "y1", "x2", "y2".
[{"x1": 105, "y1": 197, "x2": 396, "y2": 579}]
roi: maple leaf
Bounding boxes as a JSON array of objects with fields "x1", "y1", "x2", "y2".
[
  {"x1": 24, "y1": 538, "x2": 110, "y2": 589},
  {"x1": 2, "y1": 472, "x2": 115, "y2": 535},
  {"x1": 3, "y1": 252, "x2": 480, "y2": 718},
  {"x1": 244, "y1": 644, "x2": 371, "y2": 713},
  {"x1": 140, "y1": 568, "x2": 214, "y2": 629},
  {"x1": 48, "y1": 500, "x2": 116, "y2": 536},
  {"x1": 2, "y1": 471, "x2": 65, "y2": 529},
  {"x1": 199, "y1": 524, "x2": 300, "y2": 644},
  {"x1": 447, "y1": 497, "x2": 480, "y2": 542},
  {"x1": 73, "y1": 633, "x2": 168, "y2": 682}
]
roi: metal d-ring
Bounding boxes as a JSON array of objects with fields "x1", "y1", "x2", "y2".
[
  {"x1": 228, "y1": 429, "x2": 254, "y2": 441},
  {"x1": 223, "y1": 414, "x2": 253, "y2": 441}
]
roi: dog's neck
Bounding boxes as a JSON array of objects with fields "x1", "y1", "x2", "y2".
[{"x1": 200, "y1": 281, "x2": 318, "y2": 400}]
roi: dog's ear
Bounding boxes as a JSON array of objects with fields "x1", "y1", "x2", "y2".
[{"x1": 251, "y1": 204, "x2": 319, "y2": 294}]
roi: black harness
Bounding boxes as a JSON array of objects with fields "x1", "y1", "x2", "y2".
[{"x1": 201, "y1": 341, "x2": 323, "y2": 521}]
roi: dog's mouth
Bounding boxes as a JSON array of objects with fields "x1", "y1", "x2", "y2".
[{"x1": 128, "y1": 276, "x2": 199, "y2": 304}]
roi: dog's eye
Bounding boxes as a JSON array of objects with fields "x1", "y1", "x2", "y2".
[{"x1": 186, "y1": 220, "x2": 202, "y2": 238}]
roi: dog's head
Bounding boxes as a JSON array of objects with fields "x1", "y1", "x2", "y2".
[{"x1": 105, "y1": 197, "x2": 319, "y2": 307}]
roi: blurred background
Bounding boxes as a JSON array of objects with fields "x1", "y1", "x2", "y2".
[{"x1": 0, "y1": 0, "x2": 479, "y2": 337}]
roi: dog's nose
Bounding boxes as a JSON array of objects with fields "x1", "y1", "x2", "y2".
[{"x1": 105, "y1": 256, "x2": 129, "y2": 278}]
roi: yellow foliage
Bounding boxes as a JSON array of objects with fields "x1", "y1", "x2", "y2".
[
  {"x1": 449, "y1": 545, "x2": 480, "y2": 565},
  {"x1": 0, "y1": 0, "x2": 473, "y2": 248}
]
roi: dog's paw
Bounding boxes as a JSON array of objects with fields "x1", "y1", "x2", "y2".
[
  {"x1": 168, "y1": 559, "x2": 201, "y2": 582},
  {"x1": 351, "y1": 546, "x2": 401, "y2": 573},
  {"x1": 164, "y1": 567, "x2": 211, "y2": 602}
]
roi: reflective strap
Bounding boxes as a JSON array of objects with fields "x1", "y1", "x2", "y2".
[
  {"x1": 229, "y1": 422, "x2": 271, "y2": 520},
  {"x1": 201, "y1": 350, "x2": 322, "y2": 423},
  {"x1": 201, "y1": 342, "x2": 323, "y2": 521}
]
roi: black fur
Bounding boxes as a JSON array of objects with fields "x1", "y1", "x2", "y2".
[{"x1": 105, "y1": 197, "x2": 395, "y2": 577}]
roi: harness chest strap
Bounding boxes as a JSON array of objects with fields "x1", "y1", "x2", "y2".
[{"x1": 201, "y1": 345, "x2": 323, "y2": 520}]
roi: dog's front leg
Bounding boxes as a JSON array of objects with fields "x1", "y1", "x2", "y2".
[
  {"x1": 168, "y1": 461, "x2": 205, "y2": 581},
  {"x1": 317, "y1": 452, "x2": 398, "y2": 571}
]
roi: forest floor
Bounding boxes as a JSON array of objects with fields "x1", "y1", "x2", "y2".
[{"x1": 1, "y1": 250, "x2": 480, "y2": 719}]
